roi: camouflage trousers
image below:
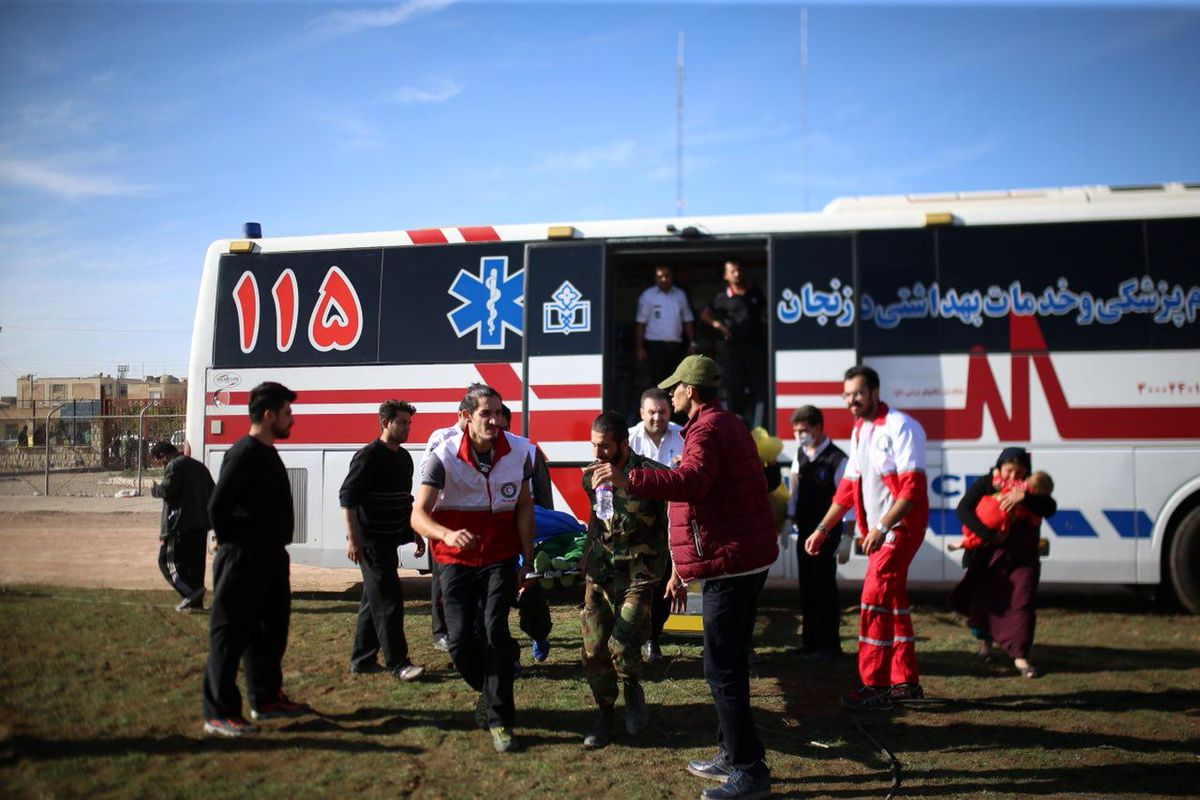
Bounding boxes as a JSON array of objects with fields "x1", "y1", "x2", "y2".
[{"x1": 581, "y1": 573, "x2": 657, "y2": 712}]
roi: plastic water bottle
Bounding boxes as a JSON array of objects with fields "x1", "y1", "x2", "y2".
[{"x1": 596, "y1": 483, "x2": 614, "y2": 521}]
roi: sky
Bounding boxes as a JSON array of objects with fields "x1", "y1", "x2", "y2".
[{"x1": 0, "y1": 0, "x2": 1197, "y2": 396}]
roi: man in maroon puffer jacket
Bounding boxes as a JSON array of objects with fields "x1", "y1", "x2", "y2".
[{"x1": 586, "y1": 355, "x2": 777, "y2": 800}]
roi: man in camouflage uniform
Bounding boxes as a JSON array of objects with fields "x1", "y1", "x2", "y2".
[{"x1": 579, "y1": 411, "x2": 670, "y2": 749}]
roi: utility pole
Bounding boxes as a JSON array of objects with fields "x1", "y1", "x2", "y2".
[{"x1": 676, "y1": 30, "x2": 685, "y2": 217}]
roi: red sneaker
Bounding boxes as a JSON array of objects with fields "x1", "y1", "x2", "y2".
[
  {"x1": 250, "y1": 693, "x2": 311, "y2": 720},
  {"x1": 203, "y1": 717, "x2": 255, "y2": 737}
]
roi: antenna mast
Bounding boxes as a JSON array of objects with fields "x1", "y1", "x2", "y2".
[
  {"x1": 676, "y1": 30, "x2": 685, "y2": 216},
  {"x1": 800, "y1": 7, "x2": 809, "y2": 211}
]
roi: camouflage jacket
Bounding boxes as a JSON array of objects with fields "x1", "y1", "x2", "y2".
[{"x1": 581, "y1": 451, "x2": 670, "y2": 586}]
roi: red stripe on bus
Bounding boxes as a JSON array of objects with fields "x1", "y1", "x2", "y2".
[
  {"x1": 218, "y1": 387, "x2": 467, "y2": 406},
  {"x1": 531, "y1": 383, "x2": 602, "y2": 399},
  {"x1": 408, "y1": 229, "x2": 448, "y2": 245},
  {"x1": 475, "y1": 363, "x2": 524, "y2": 403},
  {"x1": 458, "y1": 226, "x2": 501, "y2": 242},
  {"x1": 775, "y1": 381, "x2": 843, "y2": 395},
  {"x1": 550, "y1": 467, "x2": 591, "y2": 521},
  {"x1": 204, "y1": 413, "x2": 463, "y2": 445}
]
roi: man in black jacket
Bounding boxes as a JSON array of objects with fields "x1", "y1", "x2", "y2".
[
  {"x1": 202, "y1": 381, "x2": 310, "y2": 737},
  {"x1": 150, "y1": 441, "x2": 214, "y2": 612},
  {"x1": 342, "y1": 400, "x2": 426, "y2": 681}
]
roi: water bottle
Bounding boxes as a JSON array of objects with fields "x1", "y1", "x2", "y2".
[{"x1": 596, "y1": 483, "x2": 614, "y2": 521}]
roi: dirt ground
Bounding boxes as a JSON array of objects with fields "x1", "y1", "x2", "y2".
[{"x1": 0, "y1": 492, "x2": 368, "y2": 593}]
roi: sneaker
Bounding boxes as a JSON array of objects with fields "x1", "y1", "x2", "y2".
[
  {"x1": 644, "y1": 640, "x2": 664, "y2": 664},
  {"x1": 249, "y1": 693, "x2": 311, "y2": 720},
  {"x1": 203, "y1": 717, "x2": 254, "y2": 737},
  {"x1": 349, "y1": 661, "x2": 385, "y2": 675},
  {"x1": 474, "y1": 692, "x2": 490, "y2": 729},
  {"x1": 531, "y1": 639, "x2": 550, "y2": 663},
  {"x1": 490, "y1": 725, "x2": 519, "y2": 753},
  {"x1": 432, "y1": 635, "x2": 450, "y2": 652},
  {"x1": 686, "y1": 752, "x2": 732, "y2": 781},
  {"x1": 582, "y1": 710, "x2": 613, "y2": 749},
  {"x1": 392, "y1": 663, "x2": 425, "y2": 682},
  {"x1": 841, "y1": 685, "x2": 893, "y2": 711},
  {"x1": 624, "y1": 681, "x2": 649, "y2": 735},
  {"x1": 889, "y1": 682, "x2": 925, "y2": 701},
  {"x1": 176, "y1": 588, "x2": 206, "y2": 612},
  {"x1": 700, "y1": 765, "x2": 772, "y2": 800}
]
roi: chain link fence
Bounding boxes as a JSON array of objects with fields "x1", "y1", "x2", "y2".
[{"x1": 0, "y1": 407, "x2": 185, "y2": 497}]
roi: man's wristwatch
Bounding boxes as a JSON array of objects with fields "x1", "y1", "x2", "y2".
[{"x1": 874, "y1": 521, "x2": 891, "y2": 535}]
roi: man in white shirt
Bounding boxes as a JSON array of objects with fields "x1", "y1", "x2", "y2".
[
  {"x1": 635, "y1": 265, "x2": 696, "y2": 392},
  {"x1": 626, "y1": 387, "x2": 685, "y2": 663}
]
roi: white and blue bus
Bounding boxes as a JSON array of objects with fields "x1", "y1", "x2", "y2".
[{"x1": 186, "y1": 182, "x2": 1200, "y2": 609}]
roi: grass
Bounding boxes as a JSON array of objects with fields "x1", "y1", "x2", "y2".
[{"x1": 1, "y1": 583, "x2": 1198, "y2": 799}]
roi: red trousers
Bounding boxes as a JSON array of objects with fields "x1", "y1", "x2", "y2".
[{"x1": 858, "y1": 526, "x2": 922, "y2": 687}]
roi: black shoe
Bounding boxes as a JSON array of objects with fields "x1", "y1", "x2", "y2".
[
  {"x1": 349, "y1": 661, "x2": 385, "y2": 675},
  {"x1": 624, "y1": 681, "x2": 649, "y2": 735},
  {"x1": 889, "y1": 682, "x2": 924, "y2": 701},
  {"x1": 842, "y1": 685, "x2": 894, "y2": 711},
  {"x1": 686, "y1": 752, "x2": 732, "y2": 781},
  {"x1": 700, "y1": 765, "x2": 771, "y2": 800},
  {"x1": 644, "y1": 640, "x2": 664, "y2": 664},
  {"x1": 583, "y1": 711, "x2": 613, "y2": 749}
]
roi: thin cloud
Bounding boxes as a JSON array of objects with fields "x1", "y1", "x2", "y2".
[
  {"x1": 313, "y1": 0, "x2": 458, "y2": 39},
  {"x1": 536, "y1": 140, "x2": 639, "y2": 173},
  {"x1": 384, "y1": 78, "x2": 462, "y2": 105},
  {"x1": 20, "y1": 100, "x2": 102, "y2": 135},
  {"x1": 0, "y1": 157, "x2": 150, "y2": 199}
]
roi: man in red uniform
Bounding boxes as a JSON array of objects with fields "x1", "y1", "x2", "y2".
[
  {"x1": 411, "y1": 384, "x2": 535, "y2": 753},
  {"x1": 806, "y1": 365, "x2": 928, "y2": 711}
]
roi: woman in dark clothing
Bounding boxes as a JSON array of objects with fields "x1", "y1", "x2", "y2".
[{"x1": 949, "y1": 447, "x2": 1057, "y2": 678}]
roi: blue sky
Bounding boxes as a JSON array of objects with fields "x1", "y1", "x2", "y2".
[{"x1": 0, "y1": 0, "x2": 1197, "y2": 396}]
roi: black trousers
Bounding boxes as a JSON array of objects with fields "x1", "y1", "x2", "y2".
[
  {"x1": 202, "y1": 544, "x2": 290, "y2": 720},
  {"x1": 351, "y1": 538, "x2": 409, "y2": 670},
  {"x1": 158, "y1": 527, "x2": 207, "y2": 602},
  {"x1": 721, "y1": 340, "x2": 767, "y2": 426},
  {"x1": 797, "y1": 528, "x2": 842, "y2": 653},
  {"x1": 702, "y1": 570, "x2": 768, "y2": 769},
  {"x1": 644, "y1": 340, "x2": 687, "y2": 388},
  {"x1": 517, "y1": 583, "x2": 552, "y2": 643},
  {"x1": 649, "y1": 571, "x2": 671, "y2": 645},
  {"x1": 440, "y1": 558, "x2": 518, "y2": 728},
  {"x1": 430, "y1": 557, "x2": 447, "y2": 639}
]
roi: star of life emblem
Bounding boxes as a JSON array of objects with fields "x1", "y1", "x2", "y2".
[
  {"x1": 447, "y1": 256, "x2": 525, "y2": 350},
  {"x1": 542, "y1": 280, "x2": 592, "y2": 335}
]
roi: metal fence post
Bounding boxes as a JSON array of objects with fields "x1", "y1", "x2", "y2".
[
  {"x1": 136, "y1": 402, "x2": 156, "y2": 496},
  {"x1": 44, "y1": 403, "x2": 65, "y2": 495}
]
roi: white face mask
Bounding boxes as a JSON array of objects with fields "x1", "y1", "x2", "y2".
[{"x1": 795, "y1": 432, "x2": 813, "y2": 448}]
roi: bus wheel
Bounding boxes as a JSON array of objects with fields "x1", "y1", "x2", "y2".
[{"x1": 1168, "y1": 507, "x2": 1200, "y2": 614}]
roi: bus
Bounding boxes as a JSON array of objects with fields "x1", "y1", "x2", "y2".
[{"x1": 185, "y1": 182, "x2": 1200, "y2": 610}]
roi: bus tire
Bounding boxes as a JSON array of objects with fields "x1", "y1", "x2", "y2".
[{"x1": 1167, "y1": 507, "x2": 1200, "y2": 614}]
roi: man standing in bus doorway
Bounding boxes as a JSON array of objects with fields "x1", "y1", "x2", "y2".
[
  {"x1": 202, "y1": 382, "x2": 311, "y2": 737},
  {"x1": 786, "y1": 406, "x2": 848, "y2": 661},
  {"x1": 586, "y1": 356, "x2": 777, "y2": 800},
  {"x1": 700, "y1": 261, "x2": 767, "y2": 428},
  {"x1": 635, "y1": 264, "x2": 696, "y2": 393},
  {"x1": 578, "y1": 411, "x2": 670, "y2": 749},
  {"x1": 412, "y1": 384, "x2": 536, "y2": 753},
  {"x1": 805, "y1": 366, "x2": 929, "y2": 711},
  {"x1": 150, "y1": 440, "x2": 215, "y2": 612},
  {"x1": 627, "y1": 387, "x2": 685, "y2": 664},
  {"x1": 341, "y1": 400, "x2": 426, "y2": 682}
]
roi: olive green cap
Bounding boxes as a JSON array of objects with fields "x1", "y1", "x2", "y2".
[{"x1": 658, "y1": 354, "x2": 721, "y2": 389}]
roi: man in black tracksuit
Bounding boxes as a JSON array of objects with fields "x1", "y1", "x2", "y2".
[
  {"x1": 150, "y1": 441, "x2": 214, "y2": 612},
  {"x1": 201, "y1": 381, "x2": 310, "y2": 737},
  {"x1": 787, "y1": 405, "x2": 848, "y2": 661},
  {"x1": 342, "y1": 400, "x2": 426, "y2": 681}
]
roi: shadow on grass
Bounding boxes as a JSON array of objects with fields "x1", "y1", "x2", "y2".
[
  {"x1": 5, "y1": 732, "x2": 421, "y2": 762},
  {"x1": 917, "y1": 643, "x2": 1200, "y2": 677}
]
